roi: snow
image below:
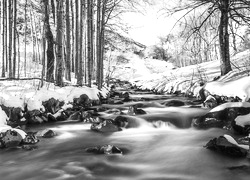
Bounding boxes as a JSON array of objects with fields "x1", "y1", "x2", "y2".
[
  {"x1": 235, "y1": 114, "x2": 250, "y2": 127},
  {"x1": 210, "y1": 102, "x2": 250, "y2": 113},
  {"x1": 223, "y1": 134, "x2": 249, "y2": 150}
]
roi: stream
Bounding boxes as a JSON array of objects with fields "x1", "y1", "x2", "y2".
[{"x1": 0, "y1": 92, "x2": 250, "y2": 180}]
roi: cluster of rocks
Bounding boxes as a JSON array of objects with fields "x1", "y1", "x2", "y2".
[{"x1": 0, "y1": 127, "x2": 56, "y2": 150}]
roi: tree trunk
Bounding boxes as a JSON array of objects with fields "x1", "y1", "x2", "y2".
[
  {"x1": 2, "y1": 0, "x2": 5, "y2": 77},
  {"x1": 77, "y1": 0, "x2": 84, "y2": 85},
  {"x1": 70, "y1": 0, "x2": 75, "y2": 73},
  {"x1": 43, "y1": 0, "x2": 55, "y2": 83},
  {"x1": 96, "y1": 0, "x2": 101, "y2": 89},
  {"x1": 56, "y1": 0, "x2": 64, "y2": 87},
  {"x1": 13, "y1": 0, "x2": 16, "y2": 78},
  {"x1": 8, "y1": 0, "x2": 13, "y2": 78},
  {"x1": 87, "y1": 0, "x2": 93, "y2": 87},
  {"x1": 219, "y1": 0, "x2": 232, "y2": 76},
  {"x1": 24, "y1": 0, "x2": 27, "y2": 77},
  {"x1": 75, "y1": 0, "x2": 79, "y2": 78},
  {"x1": 65, "y1": 0, "x2": 71, "y2": 81}
]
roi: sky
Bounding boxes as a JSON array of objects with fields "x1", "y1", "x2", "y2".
[{"x1": 122, "y1": 2, "x2": 180, "y2": 46}]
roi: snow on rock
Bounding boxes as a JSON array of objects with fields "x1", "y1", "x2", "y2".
[
  {"x1": 223, "y1": 134, "x2": 249, "y2": 150},
  {"x1": 235, "y1": 114, "x2": 250, "y2": 127},
  {"x1": 205, "y1": 76, "x2": 250, "y2": 101},
  {"x1": 0, "y1": 107, "x2": 9, "y2": 126},
  {"x1": 210, "y1": 102, "x2": 250, "y2": 113},
  {"x1": 0, "y1": 93, "x2": 25, "y2": 110}
]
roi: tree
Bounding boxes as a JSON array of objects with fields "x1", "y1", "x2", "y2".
[
  {"x1": 166, "y1": 0, "x2": 250, "y2": 75},
  {"x1": 43, "y1": 0, "x2": 55, "y2": 83},
  {"x1": 65, "y1": 0, "x2": 71, "y2": 81},
  {"x1": 56, "y1": 0, "x2": 64, "y2": 86}
]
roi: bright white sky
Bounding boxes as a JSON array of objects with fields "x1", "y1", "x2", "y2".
[{"x1": 122, "y1": 2, "x2": 180, "y2": 46}]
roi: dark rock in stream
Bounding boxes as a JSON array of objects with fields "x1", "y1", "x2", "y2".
[
  {"x1": 162, "y1": 100, "x2": 185, "y2": 107},
  {"x1": 205, "y1": 136, "x2": 248, "y2": 157},
  {"x1": 36, "y1": 129, "x2": 57, "y2": 138},
  {"x1": 85, "y1": 144, "x2": 123, "y2": 155},
  {"x1": 0, "y1": 129, "x2": 24, "y2": 148},
  {"x1": 1, "y1": 105, "x2": 26, "y2": 126},
  {"x1": 91, "y1": 119, "x2": 122, "y2": 133},
  {"x1": 127, "y1": 105, "x2": 146, "y2": 115},
  {"x1": 22, "y1": 132, "x2": 39, "y2": 144},
  {"x1": 25, "y1": 110, "x2": 48, "y2": 124},
  {"x1": 42, "y1": 98, "x2": 64, "y2": 114}
]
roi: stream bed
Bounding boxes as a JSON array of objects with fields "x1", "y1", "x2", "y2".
[{"x1": 0, "y1": 93, "x2": 250, "y2": 180}]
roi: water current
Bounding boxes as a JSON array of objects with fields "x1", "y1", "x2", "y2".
[{"x1": 0, "y1": 93, "x2": 249, "y2": 180}]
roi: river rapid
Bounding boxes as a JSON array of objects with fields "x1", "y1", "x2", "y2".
[{"x1": 0, "y1": 93, "x2": 250, "y2": 180}]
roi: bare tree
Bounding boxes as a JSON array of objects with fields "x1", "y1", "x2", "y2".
[{"x1": 165, "y1": 0, "x2": 250, "y2": 75}]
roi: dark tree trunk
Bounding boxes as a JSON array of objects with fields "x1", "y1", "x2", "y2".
[
  {"x1": 219, "y1": 0, "x2": 232, "y2": 76},
  {"x1": 56, "y1": 0, "x2": 64, "y2": 87},
  {"x1": 43, "y1": 0, "x2": 54, "y2": 83}
]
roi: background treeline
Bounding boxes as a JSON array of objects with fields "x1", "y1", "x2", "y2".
[{"x1": 0, "y1": 0, "x2": 146, "y2": 88}]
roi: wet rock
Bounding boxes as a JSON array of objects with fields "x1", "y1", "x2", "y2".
[
  {"x1": 203, "y1": 95, "x2": 217, "y2": 108},
  {"x1": 91, "y1": 119, "x2": 121, "y2": 133},
  {"x1": 113, "y1": 116, "x2": 129, "y2": 128},
  {"x1": 227, "y1": 165, "x2": 250, "y2": 171},
  {"x1": 25, "y1": 110, "x2": 47, "y2": 124},
  {"x1": 192, "y1": 117, "x2": 224, "y2": 129},
  {"x1": 22, "y1": 132, "x2": 39, "y2": 144},
  {"x1": 85, "y1": 144, "x2": 123, "y2": 155},
  {"x1": 0, "y1": 129, "x2": 26, "y2": 148},
  {"x1": 36, "y1": 129, "x2": 56, "y2": 138},
  {"x1": 232, "y1": 113, "x2": 250, "y2": 135},
  {"x1": 205, "y1": 135, "x2": 248, "y2": 157},
  {"x1": 127, "y1": 105, "x2": 146, "y2": 115},
  {"x1": 22, "y1": 145, "x2": 38, "y2": 151},
  {"x1": 162, "y1": 100, "x2": 185, "y2": 107},
  {"x1": 1, "y1": 105, "x2": 26, "y2": 126},
  {"x1": 42, "y1": 98, "x2": 64, "y2": 114},
  {"x1": 73, "y1": 94, "x2": 92, "y2": 108}
]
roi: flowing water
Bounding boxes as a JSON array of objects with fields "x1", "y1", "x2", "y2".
[{"x1": 0, "y1": 94, "x2": 250, "y2": 180}]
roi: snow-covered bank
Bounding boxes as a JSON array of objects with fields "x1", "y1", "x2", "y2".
[{"x1": 125, "y1": 50, "x2": 250, "y2": 101}]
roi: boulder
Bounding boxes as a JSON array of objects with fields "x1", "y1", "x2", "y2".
[
  {"x1": 1, "y1": 105, "x2": 26, "y2": 126},
  {"x1": 25, "y1": 110, "x2": 47, "y2": 124},
  {"x1": 205, "y1": 134, "x2": 248, "y2": 157},
  {"x1": 85, "y1": 144, "x2": 123, "y2": 155},
  {"x1": 36, "y1": 129, "x2": 57, "y2": 138},
  {"x1": 42, "y1": 98, "x2": 64, "y2": 114},
  {"x1": 0, "y1": 128, "x2": 26, "y2": 148},
  {"x1": 127, "y1": 105, "x2": 146, "y2": 115},
  {"x1": 113, "y1": 116, "x2": 129, "y2": 128},
  {"x1": 162, "y1": 100, "x2": 185, "y2": 107},
  {"x1": 91, "y1": 119, "x2": 121, "y2": 133},
  {"x1": 22, "y1": 132, "x2": 39, "y2": 145}
]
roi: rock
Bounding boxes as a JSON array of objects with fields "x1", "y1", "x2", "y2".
[
  {"x1": 232, "y1": 113, "x2": 250, "y2": 135},
  {"x1": 36, "y1": 129, "x2": 56, "y2": 138},
  {"x1": 1, "y1": 105, "x2": 26, "y2": 126},
  {"x1": 113, "y1": 116, "x2": 129, "y2": 128},
  {"x1": 127, "y1": 105, "x2": 146, "y2": 115},
  {"x1": 91, "y1": 119, "x2": 121, "y2": 133},
  {"x1": 192, "y1": 117, "x2": 224, "y2": 129},
  {"x1": 73, "y1": 94, "x2": 91, "y2": 108},
  {"x1": 205, "y1": 135, "x2": 248, "y2": 157},
  {"x1": 162, "y1": 100, "x2": 185, "y2": 107},
  {"x1": 85, "y1": 144, "x2": 123, "y2": 155},
  {"x1": 0, "y1": 129, "x2": 25, "y2": 148},
  {"x1": 25, "y1": 110, "x2": 47, "y2": 124},
  {"x1": 203, "y1": 95, "x2": 218, "y2": 108},
  {"x1": 22, "y1": 145, "x2": 38, "y2": 151},
  {"x1": 42, "y1": 98, "x2": 64, "y2": 114},
  {"x1": 22, "y1": 132, "x2": 39, "y2": 145}
]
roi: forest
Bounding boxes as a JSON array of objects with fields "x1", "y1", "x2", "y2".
[
  {"x1": 0, "y1": 0, "x2": 146, "y2": 89},
  {"x1": 1, "y1": 0, "x2": 250, "y2": 88}
]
